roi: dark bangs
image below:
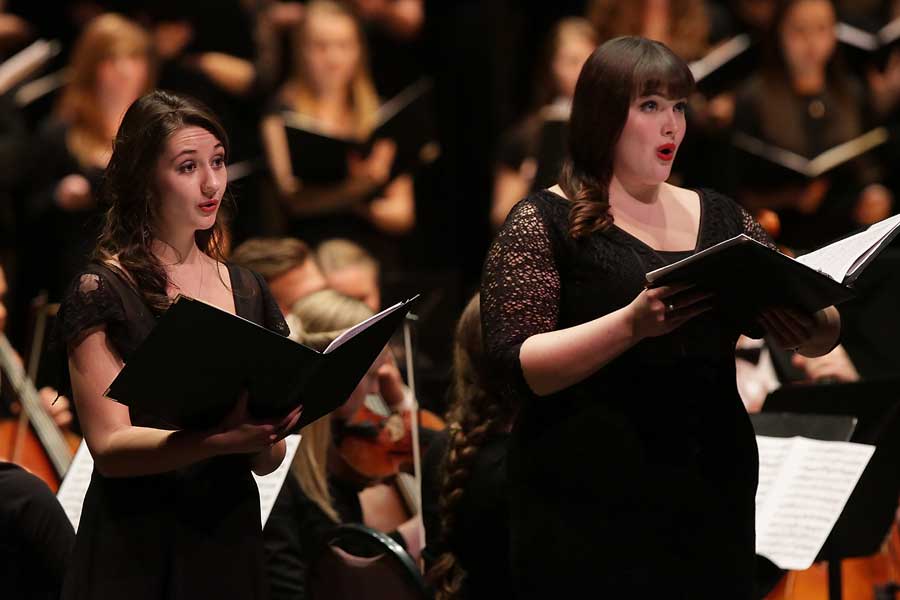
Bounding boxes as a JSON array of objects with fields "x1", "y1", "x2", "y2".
[{"x1": 631, "y1": 41, "x2": 695, "y2": 100}]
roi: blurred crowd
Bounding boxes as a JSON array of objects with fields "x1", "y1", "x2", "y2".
[{"x1": 1, "y1": 0, "x2": 900, "y2": 412}]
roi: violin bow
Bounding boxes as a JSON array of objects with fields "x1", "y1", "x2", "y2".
[{"x1": 402, "y1": 312, "x2": 427, "y2": 563}]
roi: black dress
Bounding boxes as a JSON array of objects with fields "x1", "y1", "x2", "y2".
[
  {"x1": 54, "y1": 262, "x2": 290, "y2": 600},
  {"x1": 481, "y1": 189, "x2": 771, "y2": 598}
]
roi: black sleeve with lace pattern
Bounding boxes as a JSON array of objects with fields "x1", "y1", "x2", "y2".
[{"x1": 480, "y1": 197, "x2": 561, "y2": 401}]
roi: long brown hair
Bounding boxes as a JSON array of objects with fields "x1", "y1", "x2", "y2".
[
  {"x1": 56, "y1": 13, "x2": 153, "y2": 169},
  {"x1": 94, "y1": 90, "x2": 233, "y2": 313},
  {"x1": 559, "y1": 36, "x2": 694, "y2": 240},
  {"x1": 532, "y1": 17, "x2": 598, "y2": 110},
  {"x1": 426, "y1": 294, "x2": 517, "y2": 600},
  {"x1": 282, "y1": 0, "x2": 380, "y2": 138}
]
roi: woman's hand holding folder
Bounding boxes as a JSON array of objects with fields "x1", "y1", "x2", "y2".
[
  {"x1": 207, "y1": 391, "x2": 302, "y2": 460},
  {"x1": 758, "y1": 305, "x2": 841, "y2": 357}
]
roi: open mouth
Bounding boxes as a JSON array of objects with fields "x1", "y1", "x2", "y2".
[
  {"x1": 656, "y1": 143, "x2": 676, "y2": 161},
  {"x1": 199, "y1": 200, "x2": 218, "y2": 213}
]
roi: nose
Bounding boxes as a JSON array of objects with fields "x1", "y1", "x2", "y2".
[
  {"x1": 662, "y1": 107, "x2": 680, "y2": 138},
  {"x1": 201, "y1": 165, "x2": 221, "y2": 198}
]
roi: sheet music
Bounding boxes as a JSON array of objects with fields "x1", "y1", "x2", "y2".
[
  {"x1": 324, "y1": 299, "x2": 408, "y2": 354},
  {"x1": 796, "y1": 214, "x2": 900, "y2": 282},
  {"x1": 57, "y1": 435, "x2": 302, "y2": 531},
  {"x1": 55, "y1": 441, "x2": 94, "y2": 531},
  {"x1": 755, "y1": 436, "x2": 874, "y2": 570},
  {"x1": 254, "y1": 434, "x2": 301, "y2": 526}
]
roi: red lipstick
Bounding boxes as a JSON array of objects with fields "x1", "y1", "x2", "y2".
[{"x1": 656, "y1": 143, "x2": 676, "y2": 161}]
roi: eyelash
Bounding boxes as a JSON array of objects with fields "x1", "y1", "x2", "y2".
[
  {"x1": 640, "y1": 100, "x2": 687, "y2": 113},
  {"x1": 178, "y1": 156, "x2": 226, "y2": 173}
]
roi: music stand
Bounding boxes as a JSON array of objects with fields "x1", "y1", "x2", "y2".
[{"x1": 762, "y1": 378, "x2": 900, "y2": 600}]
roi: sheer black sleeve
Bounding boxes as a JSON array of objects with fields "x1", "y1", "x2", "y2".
[
  {"x1": 739, "y1": 204, "x2": 777, "y2": 249},
  {"x1": 252, "y1": 270, "x2": 291, "y2": 337},
  {"x1": 54, "y1": 271, "x2": 127, "y2": 349},
  {"x1": 481, "y1": 197, "x2": 561, "y2": 400}
]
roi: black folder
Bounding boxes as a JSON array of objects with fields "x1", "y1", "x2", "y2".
[
  {"x1": 283, "y1": 78, "x2": 437, "y2": 184},
  {"x1": 645, "y1": 213, "x2": 900, "y2": 319},
  {"x1": 689, "y1": 33, "x2": 759, "y2": 97},
  {"x1": 105, "y1": 295, "x2": 418, "y2": 431},
  {"x1": 645, "y1": 234, "x2": 855, "y2": 317},
  {"x1": 750, "y1": 411, "x2": 857, "y2": 442}
]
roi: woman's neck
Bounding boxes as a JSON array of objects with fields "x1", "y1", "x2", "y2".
[
  {"x1": 609, "y1": 173, "x2": 663, "y2": 207},
  {"x1": 152, "y1": 230, "x2": 203, "y2": 268},
  {"x1": 791, "y1": 69, "x2": 826, "y2": 96}
]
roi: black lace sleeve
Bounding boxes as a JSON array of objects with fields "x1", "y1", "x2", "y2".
[
  {"x1": 54, "y1": 271, "x2": 127, "y2": 349},
  {"x1": 481, "y1": 197, "x2": 561, "y2": 400},
  {"x1": 738, "y1": 205, "x2": 777, "y2": 249}
]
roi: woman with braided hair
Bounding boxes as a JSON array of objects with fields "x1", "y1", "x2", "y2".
[
  {"x1": 422, "y1": 294, "x2": 516, "y2": 599},
  {"x1": 480, "y1": 36, "x2": 841, "y2": 597}
]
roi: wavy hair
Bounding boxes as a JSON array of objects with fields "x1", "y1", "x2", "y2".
[
  {"x1": 559, "y1": 36, "x2": 694, "y2": 240},
  {"x1": 94, "y1": 90, "x2": 233, "y2": 313}
]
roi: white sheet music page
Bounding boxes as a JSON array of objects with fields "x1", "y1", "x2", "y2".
[
  {"x1": 755, "y1": 436, "x2": 874, "y2": 570},
  {"x1": 254, "y1": 433, "x2": 302, "y2": 526},
  {"x1": 58, "y1": 435, "x2": 302, "y2": 531},
  {"x1": 795, "y1": 214, "x2": 900, "y2": 282}
]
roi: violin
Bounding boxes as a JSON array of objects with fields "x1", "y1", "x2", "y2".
[{"x1": 0, "y1": 333, "x2": 80, "y2": 491}]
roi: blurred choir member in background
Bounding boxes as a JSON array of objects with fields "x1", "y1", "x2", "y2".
[
  {"x1": 423, "y1": 294, "x2": 517, "y2": 600},
  {"x1": 586, "y1": 0, "x2": 711, "y2": 61},
  {"x1": 491, "y1": 18, "x2": 597, "y2": 229},
  {"x1": 19, "y1": 13, "x2": 152, "y2": 304},
  {"x1": 316, "y1": 237, "x2": 381, "y2": 311},
  {"x1": 264, "y1": 289, "x2": 421, "y2": 600},
  {"x1": 260, "y1": 0, "x2": 415, "y2": 258},
  {"x1": 732, "y1": 0, "x2": 893, "y2": 250},
  {"x1": 230, "y1": 236, "x2": 328, "y2": 316}
]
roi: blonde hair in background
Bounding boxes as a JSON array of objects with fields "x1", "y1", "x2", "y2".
[
  {"x1": 315, "y1": 238, "x2": 379, "y2": 278},
  {"x1": 283, "y1": 0, "x2": 381, "y2": 138},
  {"x1": 287, "y1": 289, "x2": 375, "y2": 522},
  {"x1": 56, "y1": 13, "x2": 153, "y2": 169}
]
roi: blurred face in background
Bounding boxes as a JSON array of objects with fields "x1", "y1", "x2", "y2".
[
  {"x1": 302, "y1": 10, "x2": 362, "y2": 96},
  {"x1": 779, "y1": 0, "x2": 836, "y2": 79},
  {"x1": 553, "y1": 31, "x2": 596, "y2": 100},
  {"x1": 96, "y1": 53, "x2": 150, "y2": 107}
]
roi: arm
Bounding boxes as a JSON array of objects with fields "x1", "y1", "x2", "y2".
[
  {"x1": 490, "y1": 164, "x2": 531, "y2": 229},
  {"x1": 70, "y1": 326, "x2": 281, "y2": 478},
  {"x1": 481, "y1": 200, "x2": 711, "y2": 398},
  {"x1": 366, "y1": 174, "x2": 415, "y2": 234}
]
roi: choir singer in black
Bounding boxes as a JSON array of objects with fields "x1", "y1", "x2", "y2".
[{"x1": 480, "y1": 36, "x2": 841, "y2": 598}]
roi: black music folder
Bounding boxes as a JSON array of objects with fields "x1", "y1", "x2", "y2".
[
  {"x1": 750, "y1": 412, "x2": 857, "y2": 442},
  {"x1": 731, "y1": 127, "x2": 889, "y2": 183},
  {"x1": 283, "y1": 78, "x2": 437, "y2": 183},
  {"x1": 689, "y1": 33, "x2": 759, "y2": 97},
  {"x1": 645, "y1": 213, "x2": 900, "y2": 318},
  {"x1": 105, "y1": 295, "x2": 418, "y2": 431}
]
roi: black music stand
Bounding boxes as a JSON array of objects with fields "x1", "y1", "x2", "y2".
[{"x1": 763, "y1": 378, "x2": 900, "y2": 600}]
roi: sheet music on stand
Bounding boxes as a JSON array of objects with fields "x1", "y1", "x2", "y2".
[
  {"x1": 755, "y1": 435, "x2": 874, "y2": 570},
  {"x1": 57, "y1": 436, "x2": 302, "y2": 531}
]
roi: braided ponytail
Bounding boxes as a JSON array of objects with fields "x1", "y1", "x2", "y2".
[{"x1": 426, "y1": 295, "x2": 516, "y2": 599}]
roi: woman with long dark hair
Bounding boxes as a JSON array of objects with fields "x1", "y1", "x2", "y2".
[
  {"x1": 481, "y1": 36, "x2": 841, "y2": 596},
  {"x1": 54, "y1": 90, "x2": 301, "y2": 599}
]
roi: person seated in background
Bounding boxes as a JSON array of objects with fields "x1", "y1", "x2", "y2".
[
  {"x1": 230, "y1": 237, "x2": 327, "y2": 316},
  {"x1": 316, "y1": 238, "x2": 381, "y2": 312},
  {"x1": 20, "y1": 13, "x2": 153, "y2": 303},
  {"x1": 264, "y1": 289, "x2": 421, "y2": 600},
  {"x1": 423, "y1": 294, "x2": 517, "y2": 600},
  {"x1": 491, "y1": 17, "x2": 597, "y2": 229},
  {"x1": 260, "y1": 0, "x2": 415, "y2": 254},
  {"x1": 732, "y1": 0, "x2": 893, "y2": 251}
]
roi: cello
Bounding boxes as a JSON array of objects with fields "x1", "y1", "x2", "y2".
[{"x1": 0, "y1": 332, "x2": 79, "y2": 491}]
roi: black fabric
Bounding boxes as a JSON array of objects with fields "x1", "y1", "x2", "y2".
[
  {"x1": 481, "y1": 189, "x2": 767, "y2": 598},
  {"x1": 422, "y1": 428, "x2": 513, "y2": 600},
  {"x1": 0, "y1": 461, "x2": 75, "y2": 600},
  {"x1": 55, "y1": 262, "x2": 288, "y2": 600}
]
